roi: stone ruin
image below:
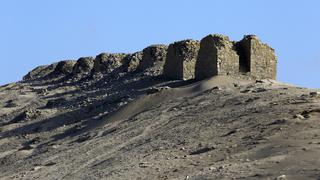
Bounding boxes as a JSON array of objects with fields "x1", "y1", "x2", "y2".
[
  {"x1": 166, "y1": 34, "x2": 277, "y2": 80},
  {"x1": 73, "y1": 57, "x2": 95, "y2": 75},
  {"x1": 54, "y1": 60, "x2": 77, "y2": 75},
  {"x1": 137, "y1": 45, "x2": 168, "y2": 75},
  {"x1": 195, "y1": 35, "x2": 239, "y2": 80},
  {"x1": 163, "y1": 40, "x2": 200, "y2": 80},
  {"x1": 236, "y1": 35, "x2": 277, "y2": 79},
  {"x1": 92, "y1": 53, "x2": 127, "y2": 74},
  {"x1": 23, "y1": 34, "x2": 277, "y2": 82}
]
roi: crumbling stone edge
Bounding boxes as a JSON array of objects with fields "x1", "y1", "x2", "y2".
[{"x1": 23, "y1": 34, "x2": 277, "y2": 82}]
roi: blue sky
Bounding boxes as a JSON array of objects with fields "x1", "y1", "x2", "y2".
[{"x1": 0, "y1": 0, "x2": 319, "y2": 88}]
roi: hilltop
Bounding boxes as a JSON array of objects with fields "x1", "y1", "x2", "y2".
[{"x1": 0, "y1": 34, "x2": 320, "y2": 179}]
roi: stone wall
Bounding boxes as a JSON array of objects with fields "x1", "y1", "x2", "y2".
[
  {"x1": 23, "y1": 34, "x2": 277, "y2": 82},
  {"x1": 195, "y1": 34, "x2": 239, "y2": 80},
  {"x1": 54, "y1": 60, "x2": 77, "y2": 75},
  {"x1": 163, "y1": 40, "x2": 200, "y2": 80},
  {"x1": 92, "y1": 53, "x2": 127, "y2": 74},
  {"x1": 236, "y1": 35, "x2": 277, "y2": 79},
  {"x1": 23, "y1": 63, "x2": 58, "y2": 80},
  {"x1": 163, "y1": 34, "x2": 277, "y2": 82},
  {"x1": 124, "y1": 52, "x2": 143, "y2": 72},
  {"x1": 138, "y1": 45, "x2": 167, "y2": 73},
  {"x1": 72, "y1": 57, "x2": 95, "y2": 75}
]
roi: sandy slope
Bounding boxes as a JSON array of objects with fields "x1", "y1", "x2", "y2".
[{"x1": 0, "y1": 75, "x2": 320, "y2": 180}]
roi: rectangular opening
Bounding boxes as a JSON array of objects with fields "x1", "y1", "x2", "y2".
[{"x1": 236, "y1": 43, "x2": 251, "y2": 74}]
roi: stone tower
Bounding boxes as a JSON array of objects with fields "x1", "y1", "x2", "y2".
[
  {"x1": 236, "y1": 35, "x2": 277, "y2": 79},
  {"x1": 137, "y1": 45, "x2": 168, "y2": 74},
  {"x1": 195, "y1": 34, "x2": 239, "y2": 80},
  {"x1": 163, "y1": 40, "x2": 200, "y2": 80}
]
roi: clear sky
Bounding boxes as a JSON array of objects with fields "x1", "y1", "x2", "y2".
[{"x1": 0, "y1": 0, "x2": 319, "y2": 88}]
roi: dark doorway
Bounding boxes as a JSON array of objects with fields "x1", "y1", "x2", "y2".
[{"x1": 236, "y1": 43, "x2": 251, "y2": 73}]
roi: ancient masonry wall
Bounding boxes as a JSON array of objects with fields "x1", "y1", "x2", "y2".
[
  {"x1": 163, "y1": 40, "x2": 200, "y2": 80},
  {"x1": 137, "y1": 45, "x2": 168, "y2": 75},
  {"x1": 236, "y1": 35, "x2": 277, "y2": 79},
  {"x1": 72, "y1": 57, "x2": 95, "y2": 75},
  {"x1": 23, "y1": 63, "x2": 58, "y2": 80},
  {"x1": 125, "y1": 52, "x2": 143, "y2": 72},
  {"x1": 195, "y1": 34, "x2": 239, "y2": 80},
  {"x1": 23, "y1": 34, "x2": 277, "y2": 81},
  {"x1": 92, "y1": 53, "x2": 127, "y2": 73},
  {"x1": 54, "y1": 60, "x2": 77, "y2": 75}
]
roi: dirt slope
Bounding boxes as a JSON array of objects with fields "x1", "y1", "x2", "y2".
[{"x1": 1, "y1": 72, "x2": 320, "y2": 179}]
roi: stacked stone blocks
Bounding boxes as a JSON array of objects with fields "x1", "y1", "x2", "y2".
[
  {"x1": 163, "y1": 40, "x2": 200, "y2": 80},
  {"x1": 23, "y1": 34, "x2": 277, "y2": 82}
]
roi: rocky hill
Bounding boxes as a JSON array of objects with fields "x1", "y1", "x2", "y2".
[{"x1": 0, "y1": 34, "x2": 320, "y2": 180}]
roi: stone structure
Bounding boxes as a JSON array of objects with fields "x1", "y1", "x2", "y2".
[
  {"x1": 23, "y1": 63, "x2": 58, "y2": 80},
  {"x1": 236, "y1": 35, "x2": 277, "y2": 79},
  {"x1": 138, "y1": 45, "x2": 168, "y2": 74},
  {"x1": 163, "y1": 40, "x2": 200, "y2": 80},
  {"x1": 54, "y1": 60, "x2": 77, "y2": 75},
  {"x1": 23, "y1": 34, "x2": 277, "y2": 82},
  {"x1": 92, "y1": 53, "x2": 127, "y2": 73},
  {"x1": 124, "y1": 51, "x2": 143, "y2": 72},
  {"x1": 72, "y1": 57, "x2": 95, "y2": 75},
  {"x1": 195, "y1": 34, "x2": 239, "y2": 80}
]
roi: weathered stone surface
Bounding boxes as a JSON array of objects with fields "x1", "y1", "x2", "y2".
[
  {"x1": 236, "y1": 35, "x2": 277, "y2": 79},
  {"x1": 195, "y1": 34, "x2": 239, "y2": 80},
  {"x1": 124, "y1": 51, "x2": 143, "y2": 72},
  {"x1": 54, "y1": 60, "x2": 77, "y2": 75},
  {"x1": 23, "y1": 63, "x2": 58, "y2": 80},
  {"x1": 92, "y1": 53, "x2": 127, "y2": 73},
  {"x1": 12, "y1": 109, "x2": 41, "y2": 123},
  {"x1": 73, "y1": 57, "x2": 95, "y2": 75},
  {"x1": 138, "y1": 45, "x2": 168, "y2": 75},
  {"x1": 163, "y1": 40, "x2": 200, "y2": 80},
  {"x1": 22, "y1": 33, "x2": 277, "y2": 82}
]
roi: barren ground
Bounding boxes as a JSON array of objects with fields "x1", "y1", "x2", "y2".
[{"x1": 0, "y1": 74, "x2": 320, "y2": 180}]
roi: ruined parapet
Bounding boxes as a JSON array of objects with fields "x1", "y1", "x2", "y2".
[
  {"x1": 92, "y1": 53, "x2": 128, "y2": 74},
  {"x1": 236, "y1": 35, "x2": 277, "y2": 79},
  {"x1": 124, "y1": 51, "x2": 143, "y2": 72},
  {"x1": 53, "y1": 60, "x2": 77, "y2": 75},
  {"x1": 22, "y1": 33, "x2": 277, "y2": 82},
  {"x1": 137, "y1": 45, "x2": 168, "y2": 75},
  {"x1": 195, "y1": 34, "x2": 239, "y2": 80},
  {"x1": 23, "y1": 63, "x2": 58, "y2": 81},
  {"x1": 72, "y1": 57, "x2": 95, "y2": 75},
  {"x1": 163, "y1": 40, "x2": 200, "y2": 80}
]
